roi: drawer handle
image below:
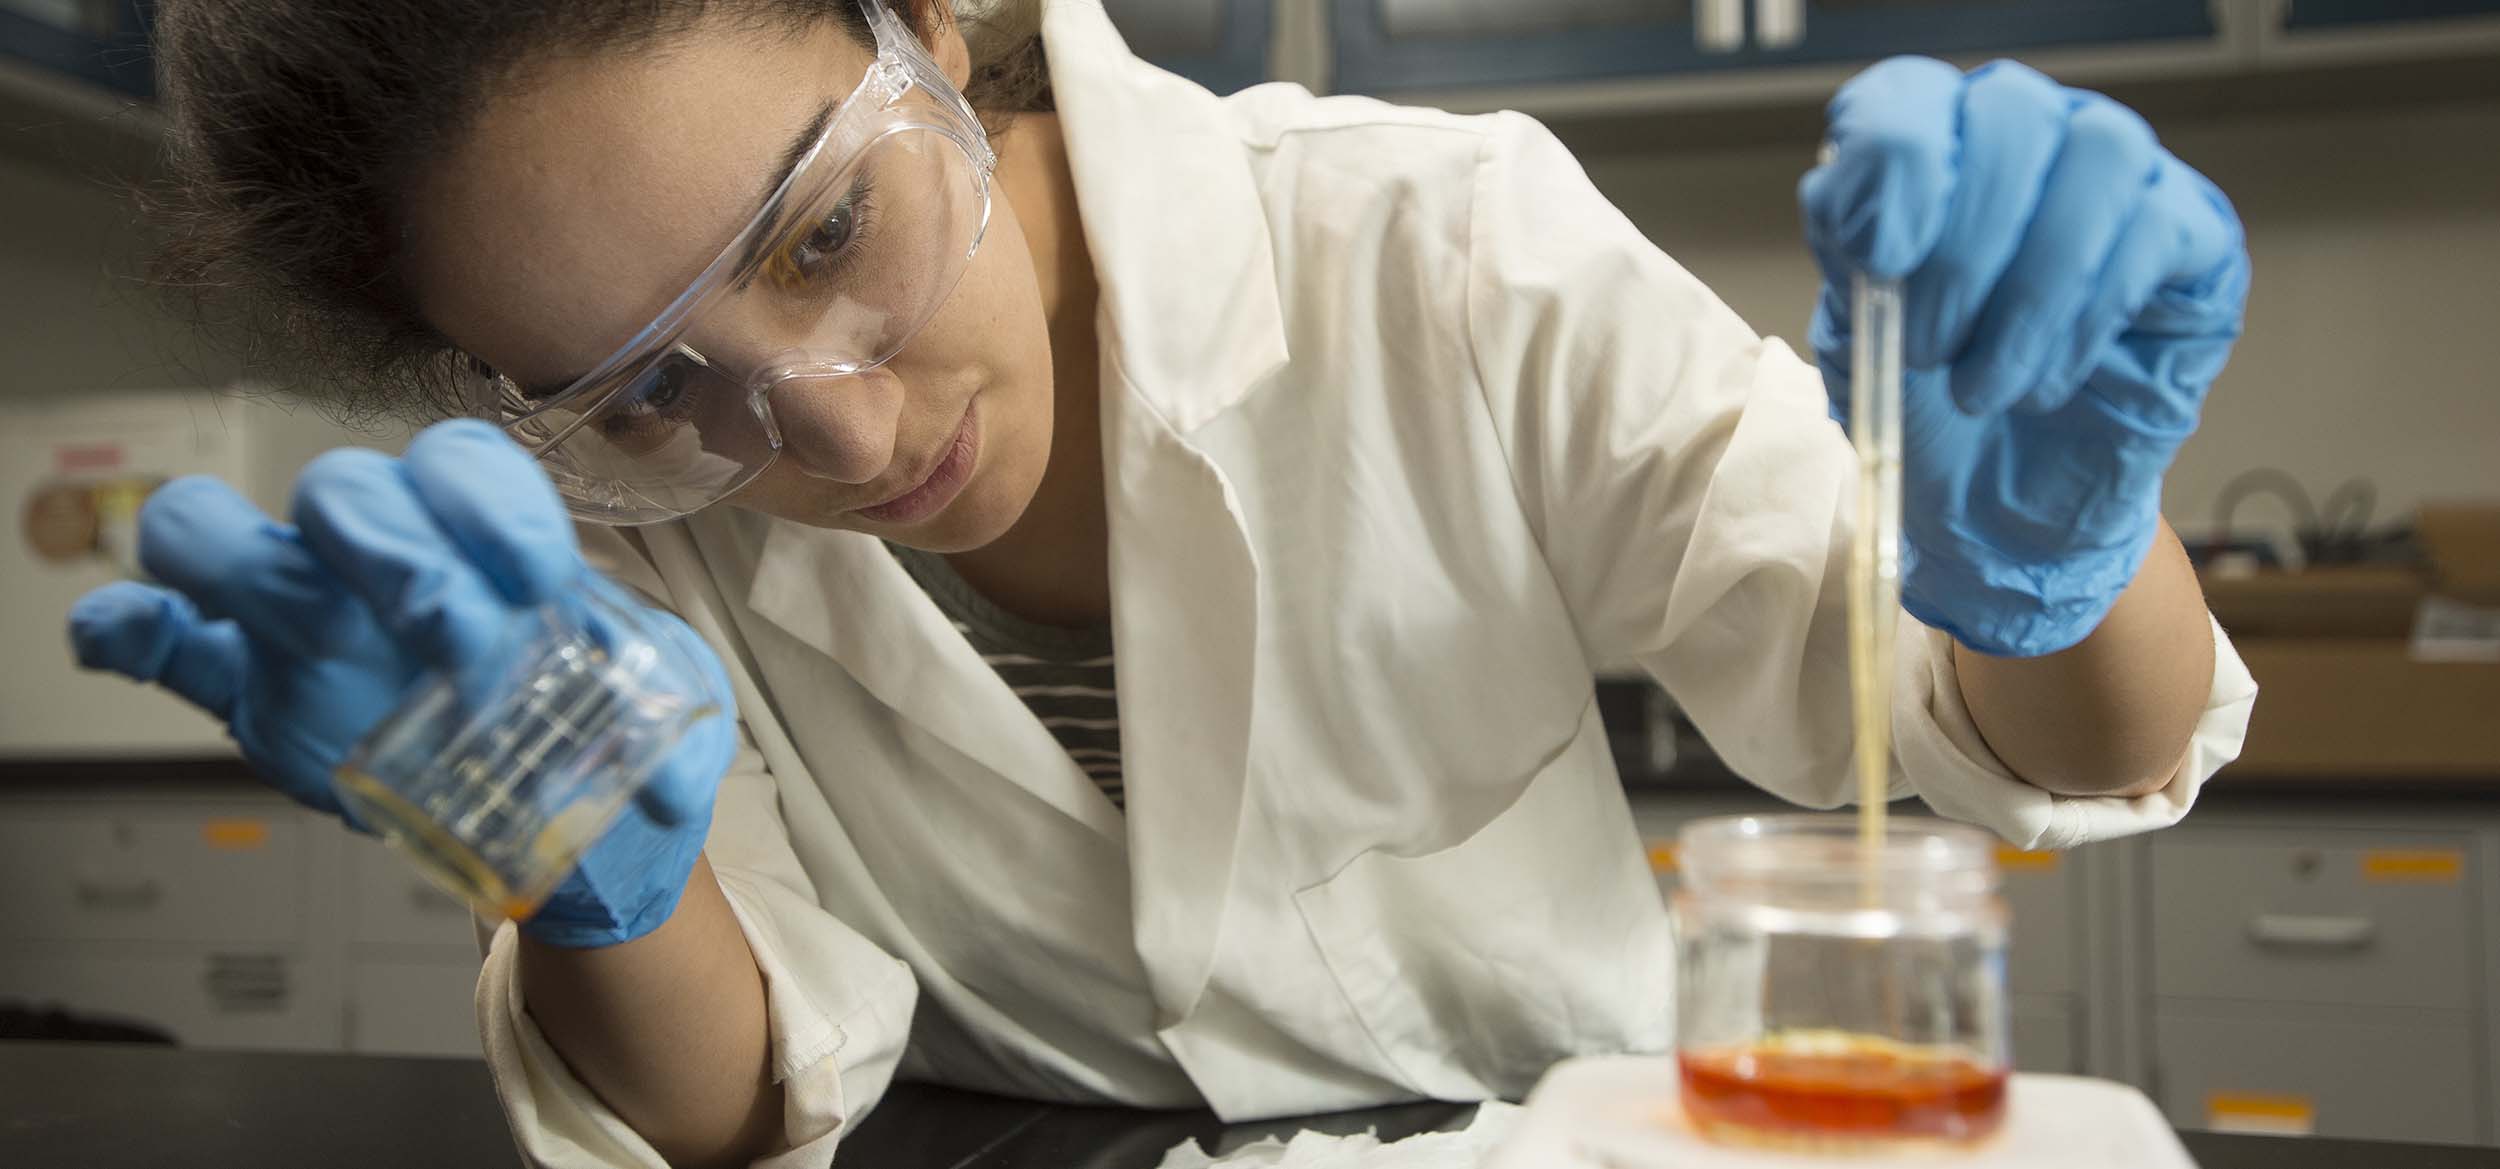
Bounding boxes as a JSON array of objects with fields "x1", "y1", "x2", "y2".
[
  {"x1": 205, "y1": 954, "x2": 289, "y2": 1011},
  {"x1": 74, "y1": 877, "x2": 164, "y2": 910},
  {"x1": 2248, "y1": 914, "x2": 2376, "y2": 951}
]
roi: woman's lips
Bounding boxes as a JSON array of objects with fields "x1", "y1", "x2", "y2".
[{"x1": 855, "y1": 402, "x2": 979, "y2": 526}]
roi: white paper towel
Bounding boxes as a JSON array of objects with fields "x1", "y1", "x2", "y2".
[
  {"x1": 1484, "y1": 1056, "x2": 2199, "y2": 1169},
  {"x1": 1153, "y1": 1102, "x2": 1523, "y2": 1169}
]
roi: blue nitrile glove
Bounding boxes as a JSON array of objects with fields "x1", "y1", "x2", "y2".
[
  {"x1": 67, "y1": 419, "x2": 735, "y2": 947},
  {"x1": 1801, "y1": 57, "x2": 2250, "y2": 657}
]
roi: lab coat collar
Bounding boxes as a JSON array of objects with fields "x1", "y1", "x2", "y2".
[
  {"x1": 739, "y1": 519, "x2": 1129, "y2": 845},
  {"x1": 1042, "y1": 0, "x2": 1290, "y2": 432}
]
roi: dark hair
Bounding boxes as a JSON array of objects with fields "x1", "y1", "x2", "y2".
[{"x1": 151, "y1": 0, "x2": 1050, "y2": 423}]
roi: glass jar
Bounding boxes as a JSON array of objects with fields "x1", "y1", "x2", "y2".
[{"x1": 1672, "y1": 814, "x2": 2010, "y2": 1152}]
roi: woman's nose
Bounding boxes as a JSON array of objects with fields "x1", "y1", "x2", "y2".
[{"x1": 763, "y1": 366, "x2": 904, "y2": 485}]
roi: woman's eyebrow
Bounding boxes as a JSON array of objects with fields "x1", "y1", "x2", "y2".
[
  {"x1": 520, "y1": 98, "x2": 844, "y2": 401},
  {"x1": 759, "y1": 99, "x2": 843, "y2": 218},
  {"x1": 728, "y1": 98, "x2": 844, "y2": 273}
]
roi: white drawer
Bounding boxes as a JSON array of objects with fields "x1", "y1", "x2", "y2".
[
  {"x1": 2150, "y1": 827, "x2": 2477, "y2": 1011},
  {"x1": 2152, "y1": 1003, "x2": 2480, "y2": 1144},
  {"x1": 2011, "y1": 993, "x2": 2082, "y2": 1076},
  {"x1": 349, "y1": 959, "x2": 481, "y2": 1058},
  {"x1": 0, "y1": 951, "x2": 337, "y2": 1051},
  {"x1": 0, "y1": 803, "x2": 308, "y2": 945},
  {"x1": 349, "y1": 837, "x2": 484, "y2": 949}
]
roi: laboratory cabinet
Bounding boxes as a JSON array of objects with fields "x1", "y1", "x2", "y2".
[
  {"x1": 1743, "y1": 1, "x2": 2219, "y2": 70},
  {"x1": 0, "y1": 792, "x2": 345, "y2": 1053},
  {"x1": 1102, "y1": 0, "x2": 1274, "y2": 95},
  {"x1": 0, "y1": 951, "x2": 340, "y2": 1052},
  {"x1": 12, "y1": 780, "x2": 2500, "y2": 1142},
  {"x1": 2252, "y1": 0, "x2": 2500, "y2": 66},
  {"x1": 2011, "y1": 994, "x2": 2084, "y2": 1075},
  {"x1": 2142, "y1": 814, "x2": 2495, "y2": 1143},
  {"x1": 0, "y1": 802, "x2": 314, "y2": 947},
  {"x1": 1327, "y1": 0, "x2": 2224, "y2": 96},
  {"x1": 2279, "y1": 0, "x2": 2500, "y2": 32},
  {"x1": 0, "y1": 0, "x2": 154, "y2": 99},
  {"x1": 347, "y1": 958, "x2": 483, "y2": 1058},
  {"x1": 2147, "y1": 825, "x2": 2480, "y2": 1013},
  {"x1": 1330, "y1": 1, "x2": 1742, "y2": 95},
  {"x1": 2150, "y1": 1002, "x2": 2485, "y2": 1144}
]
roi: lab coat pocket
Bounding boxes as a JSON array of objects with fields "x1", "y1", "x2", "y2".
[{"x1": 1293, "y1": 703, "x2": 1674, "y2": 1102}]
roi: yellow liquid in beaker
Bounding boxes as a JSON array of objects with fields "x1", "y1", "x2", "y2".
[{"x1": 336, "y1": 767, "x2": 539, "y2": 922}]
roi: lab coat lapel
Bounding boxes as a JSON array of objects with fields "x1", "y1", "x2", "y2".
[
  {"x1": 1044, "y1": 0, "x2": 1289, "y2": 431},
  {"x1": 741, "y1": 520, "x2": 1127, "y2": 844},
  {"x1": 1102, "y1": 356, "x2": 1262, "y2": 1028},
  {"x1": 1045, "y1": 0, "x2": 1289, "y2": 1025}
]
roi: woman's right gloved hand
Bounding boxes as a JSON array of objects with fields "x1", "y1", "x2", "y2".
[{"x1": 67, "y1": 420, "x2": 737, "y2": 948}]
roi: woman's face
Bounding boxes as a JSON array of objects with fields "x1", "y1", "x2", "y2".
[{"x1": 399, "y1": 12, "x2": 1054, "y2": 552}]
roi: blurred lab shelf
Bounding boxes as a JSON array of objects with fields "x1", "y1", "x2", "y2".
[
  {"x1": 0, "y1": 2, "x2": 160, "y2": 182},
  {"x1": 0, "y1": 53, "x2": 158, "y2": 183},
  {"x1": 1284, "y1": 0, "x2": 2500, "y2": 155}
]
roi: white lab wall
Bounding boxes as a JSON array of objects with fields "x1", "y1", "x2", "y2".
[
  {"x1": 0, "y1": 152, "x2": 391, "y2": 758},
  {"x1": 1580, "y1": 97, "x2": 2500, "y2": 535},
  {"x1": 0, "y1": 151, "x2": 382, "y2": 450},
  {"x1": 0, "y1": 152, "x2": 220, "y2": 397}
]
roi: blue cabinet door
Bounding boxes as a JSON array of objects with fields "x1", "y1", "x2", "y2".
[
  {"x1": 2282, "y1": 0, "x2": 2500, "y2": 30},
  {"x1": 1102, "y1": 0, "x2": 1273, "y2": 95},
  {"x1": 1333, "y1": 1, "x2": 1734, "y2": 94},
  {"x1": 1763, "y1": 1, "x2": 2218, "y2": 67},
  {"x1": 0, "y1": 0, "x2": 154, "y2": 98},
  {"x1": 1330, "y1": 0, "x2": 2218, "y2": 95}
]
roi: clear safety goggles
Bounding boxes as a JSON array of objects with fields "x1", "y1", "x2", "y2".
[{"x1": 465, "y1": 0, "x2": 996, "y2": 525}]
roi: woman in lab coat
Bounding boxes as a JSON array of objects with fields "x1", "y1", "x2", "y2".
[{"x1": 72, "y1": 0, "x2": 2256, "y2": 1165}]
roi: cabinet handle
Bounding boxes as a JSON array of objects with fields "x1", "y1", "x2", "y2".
[
  {"x1": 73, "y1": 877, "x2": 164, "y2": 910},
  {"x1": 2247, "y1": 914, "x2": 2376, "y2": 951},
  {"x1": 1696, "y1": 0, "x2": 1745, "y2": 52},
  {"x1": 204, "y1": 954, "x2": 290, "y2": 1011},
  {"x1": 1753, "y1": 0, "x2": 1805, "y2": 50}
]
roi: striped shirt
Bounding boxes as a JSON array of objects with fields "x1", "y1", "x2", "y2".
[{"x1": 889, "y1": 545, "x2": 1126, "y2": 811}]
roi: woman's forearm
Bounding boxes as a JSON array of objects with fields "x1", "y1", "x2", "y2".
[
  {"x1": 518, "y1": 856, "x2": 782, "y2": 1169},
  {"x1": 1953, "y1": 521, "x2": 2213, "y2": 799}
]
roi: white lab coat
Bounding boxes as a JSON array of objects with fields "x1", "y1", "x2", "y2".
[{"x1": 473, "y1": 2, "x2": 2259, "y2": 1164}]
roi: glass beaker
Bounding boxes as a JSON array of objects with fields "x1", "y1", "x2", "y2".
[
  {"x1": 333, "y1": 574, "x2": 721, "y2": 922},
  {"x1": 1672, "y1": 814, "x2": 2010, "y2": 1152}
]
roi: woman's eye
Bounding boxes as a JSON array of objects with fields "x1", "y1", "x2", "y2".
[
  {"x1": 627, "y1": 363, "x2": 688, "y2": 415},
  {"x1": 599, "y1": 361, "x2": 698, "y2": 438},
  {"x1": 762, "y1": 184, "x2": 871, "y2": 293},
  {"x1": 795, "y1": 207, "x2": 856, "y2": 269}
]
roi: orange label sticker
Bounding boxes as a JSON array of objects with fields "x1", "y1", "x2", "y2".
[
  {"x1": 1994, "y1": 847, "x2": 2061, "y2": 872},
  {"x1": 2362, "y1": 850, "x2": 2463, "y2": 883},
  {"x1": 2206, "y1": 1094, "x2": 2314, "y2": 1136},
  {"x1": 201, "y1": 819, "x2": 271, "y2": 851},
  {"x1": 1646, "y1": 844, "x2": 1679, "y2": 874}
]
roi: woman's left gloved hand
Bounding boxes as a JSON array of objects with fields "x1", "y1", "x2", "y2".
[
  {"x1": 1801, "y1": 57, "x2": 2250, "y2": 658},
  {"x1": 67, "y1": 420, "x2": 736, "y2": 949}
]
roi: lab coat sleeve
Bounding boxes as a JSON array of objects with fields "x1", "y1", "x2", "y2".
[
  {"x1": 470, "y1": 526, "x2": 919, "y2": 1168},
  {"x1": 1460, "y1": 113, "x2": 2257, "y2": 850}
]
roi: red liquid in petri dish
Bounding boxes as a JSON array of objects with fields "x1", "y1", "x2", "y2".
[{"x1": 1679, "y1": 1032, "x2": 2008, "y2": 1149}]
